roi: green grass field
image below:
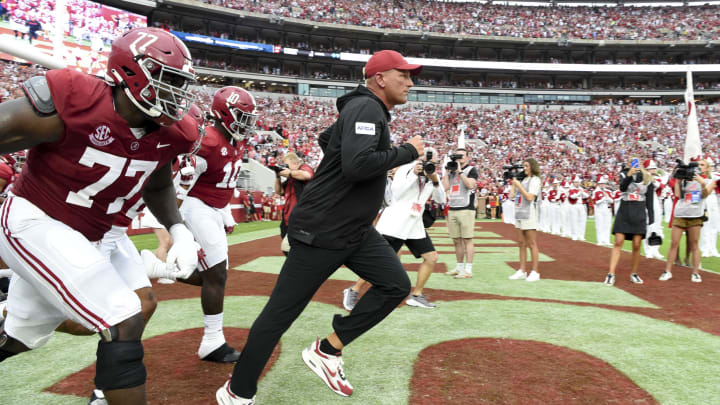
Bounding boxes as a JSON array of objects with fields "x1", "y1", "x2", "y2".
[{"x1": 4, "y1": 218, "x2": 720, "y2": 404}]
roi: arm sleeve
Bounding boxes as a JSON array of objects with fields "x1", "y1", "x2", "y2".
[
  {"x1": 391, "y1": 164, "x2": 419, "y2": 198},
  {"x1": 645, "y1": 183, "x2": 655, "y2": 224},
  {"x1": 340, "y1": 100, "x2": 418, "y2": 181},
  {"x1": 618, "y1": 172, "x2": 632, "y2": 192}
]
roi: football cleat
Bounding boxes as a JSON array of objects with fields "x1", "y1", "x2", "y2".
[{"x1": 201, "y1": 343, "x2": 241, "y2": 363}]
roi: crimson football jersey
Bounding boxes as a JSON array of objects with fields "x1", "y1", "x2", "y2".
[
  {"x1": 12, "y1": 69, "x2": 198, "y2": 241},
  {"x1": 186, "y1": 125, "x2": 243, "y2": 209}
]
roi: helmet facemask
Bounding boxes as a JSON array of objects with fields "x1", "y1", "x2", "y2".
[
  {"x1": 226, "y1": 106, "x2": 258, "y2": 141},
  {"x1": 135, "y1": 56, "x2": 196, "y2": 125}
]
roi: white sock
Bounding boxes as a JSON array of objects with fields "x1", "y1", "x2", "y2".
[
  {"x1": 456, "y1": 263, "x2": 464, "y2": 272},
  {"x1": 464, "y1": 263, "x2": 473, "y2": 275},
  {"x1": 203, "y1": 313, "x2": 224, "y2": 341},
  {"x1": 198, "y1": 313, "x2": 225, "y2": 358}
]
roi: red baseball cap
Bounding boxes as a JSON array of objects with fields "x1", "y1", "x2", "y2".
[{"x1": 363, "y1": 50, "x2": 422, "y2": 79}]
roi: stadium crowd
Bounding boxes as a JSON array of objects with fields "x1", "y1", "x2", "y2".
[
  {"x1": 191, "y1": 82, "x2": 720, "y2": 196},
  {"x1": 201, "y1": 0, "x2": 720, "y2": 41},
  {"x1": 2, "y1": 59, "x2": 718, "y2": 194},
  {"x1": 3, "y1": 0, "x2": 146, "y2": 46}
]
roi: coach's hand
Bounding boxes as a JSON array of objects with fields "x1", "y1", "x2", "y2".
[
  {"x1": 407, "y1": 135, "x2": 424, "y2": 156},
  {"x1": 167, "y1": 224, "x2": 200, "y2": 279}
]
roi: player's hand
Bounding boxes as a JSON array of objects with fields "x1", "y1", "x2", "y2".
[
  {"x1": 225, "y1": 225, "x2": 235, "y2": 235},
  {"x1": 179, "y1": 155, "x2": 197, "y2": 182},
  {"x1": 406, "y1": 135, "x2": 424, "y2": 156},
  {"x1": 167, "y1": 224, "x2": 199, "y2": 279}
]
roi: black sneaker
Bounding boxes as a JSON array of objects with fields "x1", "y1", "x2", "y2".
[
  {"x1": 201, "y1": 343, "x2": 241, "y2": 363},
  {"x1": 630, "y1": 273, "x2": 644, "y2": 284}
]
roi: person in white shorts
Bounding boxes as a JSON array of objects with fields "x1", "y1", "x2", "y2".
[
  {"x1": 508, "y1": 158, "x2": 542, "y2": 282},
  {"x1": 0, "y1": 27, "x2": 200, "y2": 405},
  {"x1": 143, "y1": 87, "x2": 258, "y2": 363}
]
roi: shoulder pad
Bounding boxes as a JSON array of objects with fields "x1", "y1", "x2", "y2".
[{"x1": 22, "y1": 76, "x2": 56, "y2": 116}]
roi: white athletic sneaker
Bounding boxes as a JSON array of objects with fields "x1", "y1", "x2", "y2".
[
  {"x1": 525, "y1": 271, "x2": 540, "y2": 282},
  {"x1": 658, "y1": 271, "x2": 673, "y2": 281},
  {"x1": 406, "y1": 294, "x2": 437, "y2": 308},
  {"x1": 630, "y1": 273, "x2": 644, "y2": 284},
  {"x1": 342, "y1": 288, "x2": 359, "y2": 311},
  {"x1": 691, "y1": 273, "x2": 702, "y2": 283},
  {"x1": 216, "y1": 380, "x2": 255, "y2": 404},
  {"x1": 508, "y1": 269, "x2": 527, "y2": 280},
  {"x1": 603, "y1": 274, "x2": 615, "y2": 286},
  {"x1": 302, "y1": 338, "x2": 353, "y2": 397}
]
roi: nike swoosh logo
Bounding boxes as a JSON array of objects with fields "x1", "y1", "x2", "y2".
[
  {"x1": 321, "y1": 361, "x2": 337, "y2": 378},
  {"x1": 157, "y1": 143, "x2": 171, "y2": 148}
]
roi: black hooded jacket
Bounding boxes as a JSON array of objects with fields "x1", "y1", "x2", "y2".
[{"x1": 288, "y1": 85, "x2": 419, "y2": 249}]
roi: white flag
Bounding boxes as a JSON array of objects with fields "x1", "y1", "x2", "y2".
[{"x1": 684, "y1": 71, "x2": 702, "y2": 163}]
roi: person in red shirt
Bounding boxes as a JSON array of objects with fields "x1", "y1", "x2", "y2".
[
  {"x1": 0, "y1": 28, "x2": 200, "y2": 405},
  {"x1": 274, "y1": 151, "x2": 314, "y2": 253}
]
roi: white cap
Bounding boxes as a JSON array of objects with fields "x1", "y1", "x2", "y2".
[{"x1": 598, "y1": 175, "x2": 609, "y2": 184}]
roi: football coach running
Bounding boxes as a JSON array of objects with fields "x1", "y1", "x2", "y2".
[{"x1": 217, "y1": 50, "x2": 424, "y2": 404}]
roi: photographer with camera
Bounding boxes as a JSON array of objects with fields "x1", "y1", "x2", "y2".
[
  {"x1": 442, "y1": 148, "x2": 478, "y2": 279},
  {"x1": 507, "y1": 159, "x2": 542, "y2": 282},
  {"x1": 343, "y1": 147, "x2": 447, "y2": 310},
  {"x1": 699, "y1": 157, "x2": 720, "y2": 258},
  {"x1": 642, "y1": 159, "x2": 665, "y2": 260},
  {"x1": 604, "y1": 156, "x2": 655, "y2": 286},
  {"x1": 659, "y1": 159, "x2": 715, "y2": 283},
  {"x1": 273, "y1": 152, "x2": 314, "y2": 253}
]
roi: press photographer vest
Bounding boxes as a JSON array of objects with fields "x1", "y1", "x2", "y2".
[
  {"x1": 674, "y1": 180, "x2": 705, "y2": 218},
  {"x1": 621, "y1": 181, "x2": 648, "y2": 202},
  {"x1": 515, "y1": 176, "x2": 538, "y2": 220},
  {"x1": 448, "y1": 166, "x2": 474, "y2": 208}
]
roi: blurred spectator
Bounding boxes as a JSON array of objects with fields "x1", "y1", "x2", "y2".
[{"x1": 202, "y1": 0, "x2": 720, "y2": 41}]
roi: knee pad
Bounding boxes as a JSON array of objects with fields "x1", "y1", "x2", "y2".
[{"x1": 94, "y1": 340, "x2": 146, "y2": 390}]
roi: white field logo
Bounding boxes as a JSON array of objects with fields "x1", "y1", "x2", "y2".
[
  {"x1": 355, "y1": 122, "x2": 375, "y2": 135},
  {"x1": 89, "y1": 125, "x2": 114, "y2": 147}
]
